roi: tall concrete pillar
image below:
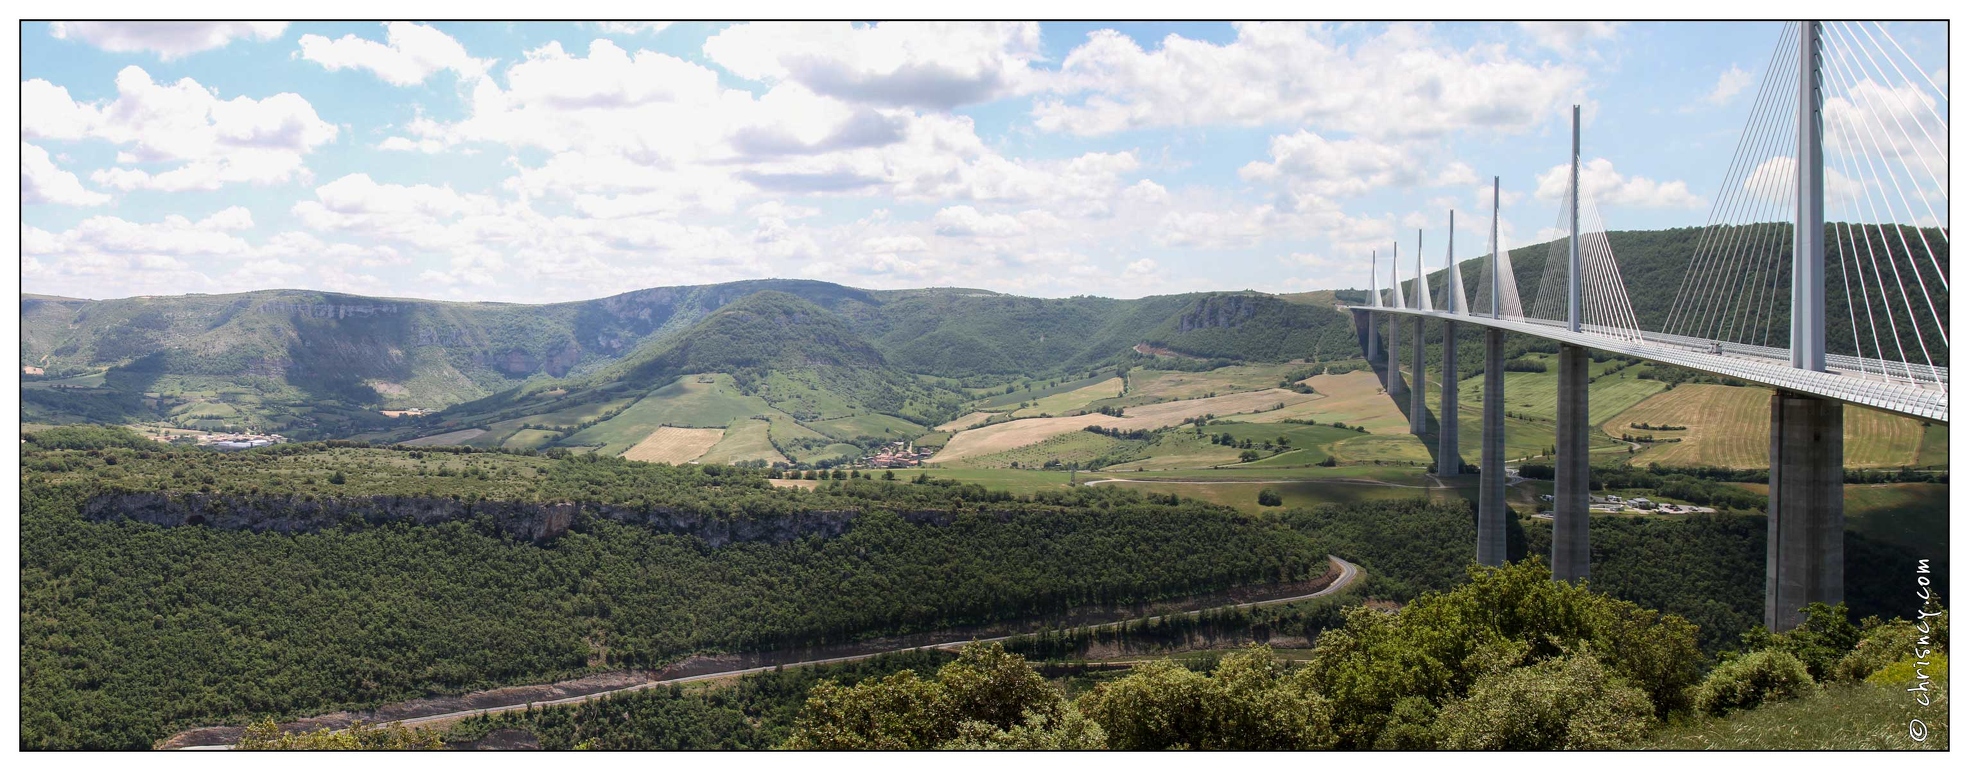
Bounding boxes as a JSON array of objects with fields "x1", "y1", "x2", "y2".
[
  {"x1": 1439, "y1": 321, "x2": 1460, "y2": 475},
  {"x1": 1552, "y1": 344, "x2": 1590, "y2": 582},
  {"x1": 1385, "y1": 314, "x2": 1403, "y2": 394},
  {"x1": 1767, "y1": 392, "x2": 1844, "y2": 630},
  {"x1": 1477, "y1": 328, "x2": 1507, "y2": 566},
  {"x1": 1410, "y1": 317, "x2": 1427, "y2": 435},
  {"x1": 1364, "y1": 311, "x2": 1379, "y2": 363}
]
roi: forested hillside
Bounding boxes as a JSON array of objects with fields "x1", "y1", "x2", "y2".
[{"x1": 19, "y1": 430, "x2": 1329, "y2": 749}]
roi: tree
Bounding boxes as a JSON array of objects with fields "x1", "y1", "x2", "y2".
[
  {"x1": 1434, "y1": 652, "x2": 1655, "y2": 749},
  {"x1": 235, "y1": 720, "x2": 443, "y2": 750},
  {"x1": 784, "y1": 643, "x2": 1091, "y2": 749},
  {"x1": 1257, "y1": 489, "x2": 1283, "y2": 507},
  {"x1": 1077, "y1": 645, "x2": 1337, "y2": 750}
]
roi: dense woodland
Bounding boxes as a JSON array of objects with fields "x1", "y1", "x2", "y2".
[{"x1": 20, "y1": 431, "x2": 1327, "y2": 749}]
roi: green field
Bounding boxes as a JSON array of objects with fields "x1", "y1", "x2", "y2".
[
  {"x1": 561, "y1": 375, "x2": 776, "y2": 455},
  {"x1": 1916, "y1": 423, "x2": 1949, "y2": 467},
  {"x1": 1011, "y1": 377, "x2": 1124, "y2": 417},
  {"x1": 805, "y1": 413, "x2": 929, "y2": 441},
  {"x1": 972, "y1": 374, "x2": 1115, "y2": 411},
  {"x1": 1726, "y1": 482, "x2": 1948, "y2": 557},
  {"x1": 500, "y1": 428, "x2": 560, "y2": 451},
  {"x1": 1637, "y1": 681, "x2": 1946, "y2": 750},
  {"x1": 1110, "y1": 362, "x2": 1305, "y2": 407},
  {"x1": 956, "y1": 430, "x2": 1142, "y2": 469},
  {"x1": 697, "y1": 418, "x2": 786, "y2": 465}
]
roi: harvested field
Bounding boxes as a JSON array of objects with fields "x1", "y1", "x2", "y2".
[
  {"x1": 1237, "y1": 370, "x2": 1407, "y2": 433},
  {"x1": 932, "y1": 388, "x2": 1315, "y2": 463},
  {"x1": 401, "y1": 428, "x2": 487, "y2": 446},
  {"x1": 936, "y1": 411, "x2": 1002, "y2": 431},
  {"x1": 1012, "y1": 377, "x2": 1124, "y2": 417},
  {"x1": 621, "y1": 426, "x2": 725, "y2": 464},
  {"x1": 1605, "y1": 384, "x2": 1928, "y2": 468},
  {"x1": 697, "y1": 419, "x2": 787, "y2": 465}
]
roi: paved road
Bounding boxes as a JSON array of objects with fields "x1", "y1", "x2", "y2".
[{"x1": 178, "y1": 556, "x2": 1362, "y2": 748}]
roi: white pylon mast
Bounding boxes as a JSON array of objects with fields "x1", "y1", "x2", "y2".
[
  {"x1": 1792, "y1": 21, "x2": 1826, "y2": 371},
  {"x1": 1491, "y1": 177, "x2": 1501, "y2": 319},
  {"x1": 1568, "y1": 104, "x2": 1582, "y2": 333}
]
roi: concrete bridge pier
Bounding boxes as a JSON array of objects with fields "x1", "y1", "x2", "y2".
[
  {"x1": 1439, "y1": 320, "x2": 1460, "y2": 475},
  {"x1": 1385, "y1": 314, "x2": 1403, "y2": 394},
  {"x1": 1477, "y1": 328, "x2": 1506, "y2": 566},
  {"x1": 1362, "y1": 310, "x2": 1379, "y2": 363},
  {"x1": 1410, "y1": 317, "x2": 1427, "y2": 435},
  {"x1": 1766, "y1": 392, "x2": 1844, "y2": 631},
  {"x1": 1552, "y1": 343, "x2": 1590, "y2": 582}
]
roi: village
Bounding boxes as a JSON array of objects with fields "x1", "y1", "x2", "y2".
[{"x1": 859, "y1": 440, "x2": 933, "y2": 469}]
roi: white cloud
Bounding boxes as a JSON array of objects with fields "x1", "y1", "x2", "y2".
[
  {"x1": 49, "y1": 21, "x2": 287, "y2": 59},
  {"x1": 1703, "y1": 65, "x2": 1754, "y2": 106},
  {"x1": 704, "y1": 22, "x2": 1042, "y2": 109},
  {"x1": 21, "y1": 142, "x2": 110, "y2": 206},
  {"x1": 1036, "y1": 22, "x2": 1583, "y2": 139},
  {"x1": 23, "y1": 66, "x2": 336, "y2": 192},
  {"x1": 1536, "y1": 157, "x2": 1704, "y2": 209},
  {"x1": 1516, "y1": 22, "x2": 1621, "y2": 54},
  {"x1": 595, "y1": 22, "x2": 674, "y2": 35},
  {"x1": 933, "y1": 205, "x2": 1028, "y2": 238},
  {"x1": 1239, "y1": 130, "x2": 1476, "y2": 201},
  {"x1": 297, "y1": 22, "x2": 492, "y2": 86}
]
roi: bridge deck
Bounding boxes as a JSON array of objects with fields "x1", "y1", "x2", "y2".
[{"x1": 1351, "y1": 306, "x2": 1948, "y2": 424}]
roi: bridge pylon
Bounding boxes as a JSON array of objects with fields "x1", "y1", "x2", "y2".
[
  {"x1": 1410, "y1": 230, "x2": 1428, "y2": 436},
  {"x1": 1477, "y1": 178, "x2": 1507, "y2": 567},
  {"x1": 1767, "y1": 20, "x2": 1842, "y2": 631}
]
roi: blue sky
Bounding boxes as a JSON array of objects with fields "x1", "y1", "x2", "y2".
[{"x1": 20, "y1": 20, "x2": 1949, "y2": 303}]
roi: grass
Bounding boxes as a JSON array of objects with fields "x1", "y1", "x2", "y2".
[
  {"x1": 791, "y1": 442, "x2": 863, "y2": 464},
  {"x1": 1916, "y1": 423, "x2": 1949, "y2": 468},
  {"x1": 621, "y1": 426, "x2": 725, "y2": 464},
  {"x1": 956, "y1": 430, "x2": 1142, "y2": 470},
  {"x1": 1729, "y1": 482, "x2": 1949, "y2": 558},
  {"x1": 902, "y1": 468, "x2": 1084, "y2": 495},
  {"x1": 1111, "y1": 363, "x2": 1304, "y2": 407},
  {"x1": 1606, "y1": 383, "x2": 1930, "y2": 469},
  {"x1": 805, "y1": 413, "x2": 928, "y2": 441},
  {"x1": 562, "y1": 374, "x2": 775, "y2": 455},
  {"x1": 971, "y1": 374, "x2": 1115, "y2": 411},
  {"x1": 1010, "y1": 377, "x2": 1124, "y2": 417},
  {"x1": 1637, "y1": 679, "x2": 1947, "y2": 750},
  {"x1": 500, "y1": 429, "x2": 560, "y2": 451},
  {"x1": 697, "y1": 418, "x2": 787, "y2": 465}
]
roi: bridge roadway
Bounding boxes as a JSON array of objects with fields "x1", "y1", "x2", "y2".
[{"x1": 1350, "y1": 305, "x2": 1948, "y2": 425}]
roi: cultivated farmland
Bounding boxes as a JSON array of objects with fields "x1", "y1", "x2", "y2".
[{"x1": 621, "y1": 426, "x2": 726, "y2": 465}]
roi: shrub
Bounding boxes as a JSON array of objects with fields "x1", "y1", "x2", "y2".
[
  {"x1": 1691, "y1": 649, "x2": 1815, "y2": 715},
  {"x1": 1436, "y1": 652, "x2": 1656, "y2": 750},
  {"x1": 1078, "y1": 645, "x2": 1337, "y2": 750},
  {"x1": 1257, "y1": 489, "x2": 1283, "y2": 507}
]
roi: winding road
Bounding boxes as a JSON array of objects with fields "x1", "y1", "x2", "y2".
[{"x1": 176, "y1": 556, "x2": 1362, "y2": 749}]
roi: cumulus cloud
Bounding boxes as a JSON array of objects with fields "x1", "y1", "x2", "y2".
[
  {"x1": 1036, "y1": 22, "x2": 1583, "y2": 139},
  {"x1": 49, "y1": 21, "x2": 287, "y2": 59},
  {"x1": 932, "y1": 205, "x2": 1028, "y2": 238},
  {"x1": 297, "y1": 22, "x2": 492, "y2": 86},
  {"x1": 1703, "y1": 65, "x2": 1754, "y2": 106},
  {"x1": 704, "y1": 22, "x2": 1043, "y2": 109},
  {"x1": 1239, "y1": 130, "x2": 1476, "y2": 201},
  {"x1": 1536, "y1": 157, "x2": 1704, "y2": 209},
  {"x1": 595, "y1": 22, "x2": 673, "y2": 35},
  {"x1": 1516, "y1": 22, "x2": 1621, "y2": 54},
  {"x1": 23, "y1": 66, "x2": 336, "y2": 192},
  {"x1": 22, "y1": 142, "x2": 109, "y2": 206}
]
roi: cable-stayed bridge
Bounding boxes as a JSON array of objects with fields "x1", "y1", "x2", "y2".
[{"x1": 1345, "y1": 21, "x2": 1946, "y2": 631}]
